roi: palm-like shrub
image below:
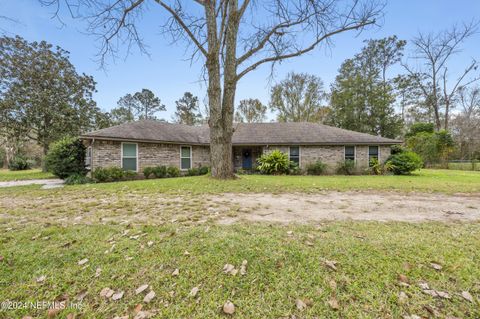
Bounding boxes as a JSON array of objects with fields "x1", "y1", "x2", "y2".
[{"x1": 257, "y1": 150, "x2": 291, "y2": 175}]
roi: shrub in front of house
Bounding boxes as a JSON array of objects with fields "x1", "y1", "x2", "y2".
[
  {"x1": 187, "y1": 167, "x2": 199, "y2": 176},
  {"x1": 92, "y1": 167, "x2": 137, "y2": 182},
  {"x1": 64, "y1": 173, "x2": 93, "y2": 185},
  {"x1": 367, "y1": 158, "x2": 384, "y2": 175},
  {"x1": 187, "y1": 166, "x2": 209, "y2": 176},
  {"x1": 288, "y1": 162, "x2": 302, "y2": 175},
  {"x1": 45, "y1": 137, "x2": 87, "y2": 179},
  {"x1": 8, "y1": 155, "x2": 33, "y2": 171},
  {"x1": 386, "y1": 151, "x2": 423, "y2": 175},
  {"x1": 153, "y1": 166, "x2": 167, "y2": 178},
  {"x1": 257, "y1": 150, "x2": 291, "y2": 175},
  {"x1": 306, "y1": 161, "x2": 327, "y2": 175},
  {"x1": 143, "y1": 167, "x2": 154, "y2": 179},
  {"x1": 166, "y1": 166, "x2": 180, "y2": 178},
  {"x1": 198, "y1": 166, "x2": 209, "y2": 175},
  {"x1": 336, "y1": 159, "x2": 356, "y2": 175}
]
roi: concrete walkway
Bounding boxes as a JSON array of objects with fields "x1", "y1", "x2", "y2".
[{"x1": 0, "y1": 179, "x2": 64, "y2": 189}]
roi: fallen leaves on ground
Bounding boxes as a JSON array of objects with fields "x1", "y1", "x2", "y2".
[
  {"x1": 143, "y1": 290, "x2": 155, "y2": 303},
  {"x1": 75, "y1": 289, "x2": 87, "y2": 301},
  {"x1": 112, "y1": 291, "x2": 124, "y2": 301},
  {"x1": 295, "y1": 298, "x2": 307, "y2": 311},
  {"x1": 398, "y1": 291, "x2": 408, "y2": 304},
  {"x1": 36, "y1": 275, "x2": 46, "y2": 283},
  {"x1": 328, "y1": 297, "x2": 339, "y2": 310},
  {"x1": 223, "y1": 301, "x2": 235, "y2": 315},
  {"x1": 100, "y1": 287, "x2": 115, "y2": 298},
  {"x1": 189, "y1": 286, "x2": 199, "y2": 297},
  {"x1": 223, "y1": 264, "x2": 237, "y2": 275},
  {"x1": 430, "y1": 262, "x2": 443, "y2": 270},
  {"x1": 240, "y1": 260, "x2": 248, "y2": 275},
  {"x1": 135, "y1": 284, "x2": 149, "y2": 295},
  {"x1": 77, "y1": 258, "x2": 88, "y2": 266},
  {"x1": 461, "y1": 291, "x2": 473, "y2": 302},
  {"x1": 324, "y1": 260, "x2": 338, "y2": 271}
]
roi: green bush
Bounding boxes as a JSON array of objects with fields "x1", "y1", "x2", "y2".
[
  {"x1": 289, "y1": 162, "x2": 302, "y2": 175},
  {"x1": 306, "y1": 161, "x2": 327, "y2": 175},
  {"x1": 153, "y1": 166, "x2": 167, "y2": 178},
  {"x1": 166, "y1": 166, "x2": 180, "y2": 178},
  {"x1": 92, "y1": 166, "x2": 137, "y2": 182},
  {"x1": 187, "y1": 167, "x2": 199, "y2": 176},
  {"x1": 45, "y1": 137, "x2": 86, "y2": 179},
  {"x1": 8, "y1": 156, "x2": 33, "y2": 171},
  {"x1": 198, "y1": 166, "x2": 209, "y2": 175},
  {"x1": 257, "y1": 150, "x2": 291, "y2": 175},
  {"x1": 336, "y1": 159, "x2": 356, "y2": 175},
  {"x1": 64, "y1": 173, "x2": 92, "y2": 185},
  {"x1": 143, "y1": 167, "x2": 154, "y2": 179},
  {"x1": 387, "y1": 151, "x2": 423, "y2": 175},
  {"x1": 390, "y1": 144, "x2": 405, "y2": 155}
]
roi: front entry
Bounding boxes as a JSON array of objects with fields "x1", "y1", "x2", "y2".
[{"x1": 242, "y1": 149, "x2": 252, "y2": 169}]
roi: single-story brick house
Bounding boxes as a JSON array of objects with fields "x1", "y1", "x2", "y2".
[{"x1": 81, "y1": 120, "x2": 401, "y2": 173}]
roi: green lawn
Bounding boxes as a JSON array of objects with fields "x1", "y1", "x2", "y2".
[
  {"x1": 1, "y1": 222, "x2": 478, "y2": 318},
  {"x1": 78, "y1": 169, "x2": 480, "y2": 194},
  {"x1": 0, "y1": 169, "x2": 479, "y2": 318},
  {"x1": 0, "y1": 169, "x2": 55, "y2": 181}
]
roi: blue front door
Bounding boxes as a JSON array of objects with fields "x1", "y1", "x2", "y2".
[{"x1": 242, "y1": 149, "x2": 252, "y2": 169}]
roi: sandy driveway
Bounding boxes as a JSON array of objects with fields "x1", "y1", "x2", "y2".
[
  {"x1": 212, "y1": 191, "x2": 480, "y2": 223},
  {"x1": 0, "y1": 179, "x2": 63, "y2": 189},
  {"x1": 1, "y1": 189, "x2": 479, "y2": 225}
]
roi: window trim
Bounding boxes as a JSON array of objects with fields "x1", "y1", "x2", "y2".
[
  {"x1": 180, "y1": 145, "x2": 192, "y2": 170},
  {"x1": 121, "y1": 142, "x2": 138, "y2": 172},
  {"x1": 288, "y1": 146, "x2": 301, "y2": 166},
  {"x1": 344, "y1": 145, "x2": 356, "y2": 162},
  {"x1": 86, "y1": 146, "x2": 92, "y2": 168},
  {"x1": 368, "y1": 145, "x2": 380, "y2": 164}
]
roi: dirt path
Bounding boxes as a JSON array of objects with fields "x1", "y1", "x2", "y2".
[
  {"x1": 0, "y1": 179, "x2": 63, "y2": 189},
  {"x1": 211, "y1": 191, "x2": 480, "y2": 223},
  {"x1": 2, "y1": 189, "x2": 479, "y2": 226}
]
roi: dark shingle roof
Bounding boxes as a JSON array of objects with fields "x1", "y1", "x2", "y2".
[{"x1": 82, "y1": 120, "x2": 401, "y2": 145}]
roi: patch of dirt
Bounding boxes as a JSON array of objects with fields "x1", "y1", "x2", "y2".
[
  {"x1": 1, "y1": 190, "x2": 479, "y2": 227},
  {"x1": 211, "y1": 192, "x2": 480, "y2": 224}
]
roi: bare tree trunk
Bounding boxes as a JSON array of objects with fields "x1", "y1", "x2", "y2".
[{"x1": 205, "y1": 0, "x2": 236, "y2": 179}]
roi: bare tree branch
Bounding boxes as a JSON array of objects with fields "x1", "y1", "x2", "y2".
[{"x1": 237, "y1": 20, "x2": 375, "y2": 80}]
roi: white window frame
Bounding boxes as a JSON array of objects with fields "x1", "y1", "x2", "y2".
[
  {"x1": 121, "y1": 142, "x2": 138, "y2": 172},
  {"x1": 86, "y1": 146, "x2": 92, "y2": 168},
  {"x1": 344, "y1": 145, "x2": 356, "y2": 162},
  {"x1": 180, "y1": 145, "x2": 192, "y2": 170},
  {"x1": 288, "y1": 146, "x2": 301, "y2": 166},
  {"x1": 368, "y1": 145, "x2": 380, "y2": 163}
]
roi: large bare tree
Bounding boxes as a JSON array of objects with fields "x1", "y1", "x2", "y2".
[
  {"x1": 403, "y1": 22, "x2": 479, "y2": 131},
  {"x1": 42, "y1": 0, "x2": 383, "y2": 178}
]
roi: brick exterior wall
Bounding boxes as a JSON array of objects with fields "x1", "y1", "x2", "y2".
[
  {"x1": 89, "y1": 140, "x2": 210, "y2": 173},
  {"x1": 87, "y1": 139, "x2": 393, "y2": 174},
  {"x1": 263, "y1": 144, "x2": 392, "y2": 172}
]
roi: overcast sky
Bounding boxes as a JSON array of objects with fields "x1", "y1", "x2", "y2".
[{"x1": 1, "y1": 0, "x2": 479, "y2": 121}]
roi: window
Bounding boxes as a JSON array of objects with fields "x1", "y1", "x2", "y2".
[
  {"x1": 345, "y1": 146, "x2": 355, "y2": 161},
  {"x1": 289, "y1": 146, "x2": 300, "y2": 165},
  {"x1": 180, "y1": 146, "x2": 192, "y2": 170},
  {"x1": 86, "y1": 146, "x2": 92, "y2": 168},
  {"x1": 122, "y1": 143, "x2": 137, "y2": 171},
  {"x1": 368, "y1": 146, "x2": 379, "y2": 166}
]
